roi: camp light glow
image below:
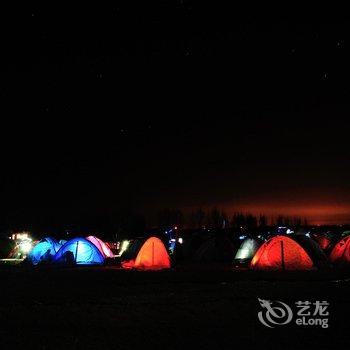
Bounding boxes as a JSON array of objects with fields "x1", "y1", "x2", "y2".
[
  {"x1": 20, "y1": 241, "x2": 33, "y2": 254},
  {"x1": 119, "y1": 240, "x2": 130, "y2": 255}
]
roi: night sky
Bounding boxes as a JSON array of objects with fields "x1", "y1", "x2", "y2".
[{"x1": 1, "y1": 4, "x2": 350, "y2": 230}]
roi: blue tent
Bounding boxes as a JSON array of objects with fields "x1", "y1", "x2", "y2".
[
  {"x1": 53, "y1": 237, "x2": 104, "y2": 265},
  {"x1": 28, "y1": 237, "x2": 61, "y2": 265}
]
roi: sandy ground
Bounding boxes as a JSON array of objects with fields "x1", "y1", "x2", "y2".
[{"x1": 0, "y1": 265, "x2": 349, "y2": 349}]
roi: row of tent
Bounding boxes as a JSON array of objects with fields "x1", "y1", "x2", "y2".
[
  {"x1": 28, "y1": 236, "x2": 114, "y2": 265},
  {"x1": 176, "y1": 231, "x2": 350, "y2": 270},
  {"x1": 25, "y1": 232, "x2": 350, "y2": 271},
  {"x1": 236, "y1": 234, "x2": 350, "y2": 270},
  {"x1": 27, "y1": 236, "x2": 171, "y2": 270}
]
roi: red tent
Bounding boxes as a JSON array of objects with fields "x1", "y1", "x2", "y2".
[
  {"x1": 329, "y1": 235, "x2": 350, "y2": 265},
  {"x1": 122, "y1": 237, "x2": 171, "y2": 270},
  {"x1": 251, "y1": 236, "x2": 314, "y2": 270},
  {"x1": 312, "y1": 234, "x2": 331, "y2": 251}
]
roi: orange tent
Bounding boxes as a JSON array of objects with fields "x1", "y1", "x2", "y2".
[
  {"x1": 251, "y1": 236, "x2": 314, "y2": 270},
  {"x1": 329, "y1": 235, "x2": 350, "y2": 265},
  {"x1": 122, "y1": 237, "x2": 171, "y2": 270}
]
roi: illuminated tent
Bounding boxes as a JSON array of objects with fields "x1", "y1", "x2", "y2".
[
  {"x1": 251, "y1": 235, "x2": 314, "y2": 270},
  {"x1": 122, "y1": 237, "x2": 171, "y2": 270},
  {"x1": 86, "y1": 235, "x2": 114, "y2": 258},
  {"x1": 329, "y1": 235, "x2": 350, "y2": 265},
  {"x1": 193, "y1": 235, "x2": 236, "y2": 263},
  {"x1": 311, "y1": 233, "x2": 332, "y2": 251},
  {"x1": 54, "y1": 237, "x2": 104, "y2": 265},
  {"x1": 234, "y1": 238, "x2": 261, "y2": 264},
  {"x1": 27, "y1": 237, "x2": 61, "y2": 265}
]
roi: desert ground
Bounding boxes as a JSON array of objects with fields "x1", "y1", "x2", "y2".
[{"x1": 0, "y1": 265, "x2": 349, "y2": 349}]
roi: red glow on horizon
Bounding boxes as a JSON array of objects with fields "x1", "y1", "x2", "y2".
[
  {"x1": 218, "y1": 193, "x2": 350, "y2": 225},
  {"x1": 224, "y1": 204, "x2": 350, "y2": 225}
]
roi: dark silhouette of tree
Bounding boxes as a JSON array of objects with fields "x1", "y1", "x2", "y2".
[
  {"x1": 259, "y1": 214, "x2": 268, "y2": 227},
  {"x1": 156, "y1": 208, "x2": 309, "y2": 231},
  {"x1": 273, "y1": 214, "x2": 308, "y2": 227},
  {"x1": 157, "y1": 208, "x2": 184, "y2": 228},
  {"x1": 189, "y1": 208, "x2": 206, "y2": 228},
  {"x1": 246, "y1": 214, "x2": 257, "y2": 228},
  {"x1": 231, "y1": 212, "x2": 247, "y2": 229},
  {"x1": 276, "y1": 215, "x2": 285, "y2": 226},
  {"x1": 202, "y1": 207, "x2": 228, "y2": 229},
  {"x1": 222, "y1": 211, "x2": 229, "y2": 229}
]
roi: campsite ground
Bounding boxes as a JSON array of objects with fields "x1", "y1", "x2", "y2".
[{"x1": 0, "y1": 265, "x2": 350, "y2": 349}]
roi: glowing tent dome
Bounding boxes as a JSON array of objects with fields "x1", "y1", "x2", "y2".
[
  {"x1": 54, "y1": 237, "x2": 104, "y2": 265},
  {"x1": 28, "y1": 237, "x2": 61, "y2": 265},
  {"x1": 122, "y1": 237, "x2": 171, "y2": 270},
  {"x1": 86, "y1": 236, "x2": 114, "y2": 258},
  {"x1": 329, "y1": 235, "x2": 350, "y2": 265},
  {"x1": 251, "y1": 236, "x2": 314, "y2": 270},
  {"x1": 234, "y1": 238, "x2": 261, "y2": 263}
]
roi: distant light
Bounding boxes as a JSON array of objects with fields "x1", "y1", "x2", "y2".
[
  {"x1": 174, "y1": 226, "x2": 178, "y2": 230},
  {"x1": 286, "y1": 229, "x2": 293, "y2": 234},
  {"x1": 178, "y1": 237, "x2": 183, "y2": 244},
  {"x1": 239, "y1": 235, "x2": 246, "y2": 240},
  {"x1": 12, "y1": 232, "x2": 30, "y2": 241},
  {"x1": 170, "y1": 239, "x2": 176, "y2": 242},
  {"x1": 306, "y1": 233, "x2": 310, "y2": 238}
]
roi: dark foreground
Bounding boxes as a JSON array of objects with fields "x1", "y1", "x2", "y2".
[{"x1": 0, "y1": 265, "x2": 350, "y2": 349}]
